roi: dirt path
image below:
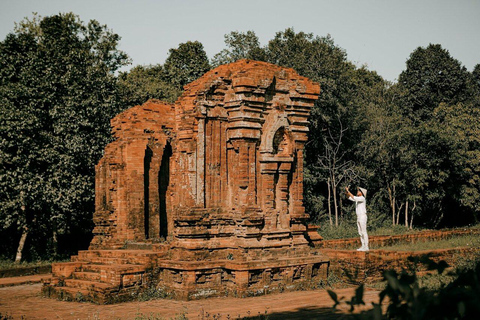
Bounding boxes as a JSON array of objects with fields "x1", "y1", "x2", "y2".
[
  {"x1": 0, "y1": 274, "x2": 49, "y2": 288},
  {"x1": 0, "y1": 284, "x2": 380, "y2": 319}
]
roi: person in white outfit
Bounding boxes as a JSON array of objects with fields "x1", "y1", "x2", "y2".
[{"x1": 345, "y1": 186, "x2": 369, "y2": 251}]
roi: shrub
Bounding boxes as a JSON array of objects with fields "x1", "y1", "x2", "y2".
[{"x1": 329, "y1": 257, "x2": 480, "y2": 319}]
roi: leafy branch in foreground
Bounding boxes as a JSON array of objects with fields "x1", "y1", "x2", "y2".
[{"x1": 329, "y1": 256, "x2": 480, "y2": 319}]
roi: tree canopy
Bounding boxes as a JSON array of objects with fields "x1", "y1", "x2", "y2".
[
  {"x1": 0, "y1": 13, "x2": 129, "y2": 260},
  {"x1": 1, "y1": 15, "x2": 479, "y2": 261}
]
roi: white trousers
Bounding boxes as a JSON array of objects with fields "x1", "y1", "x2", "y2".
[{"x1": 357, "y1": 215, "x2": 368, "y2": 249}]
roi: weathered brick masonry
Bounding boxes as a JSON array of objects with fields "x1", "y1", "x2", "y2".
[{"x1": 43, "y1": 60, "x2": 329, "y2": 302}]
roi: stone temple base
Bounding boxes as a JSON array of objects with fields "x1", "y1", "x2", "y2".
[{"x1": 42, "y1": 247, "x2": 329, "y2": 304}]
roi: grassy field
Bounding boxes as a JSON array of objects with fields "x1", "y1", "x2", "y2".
[
  {"x1": 318, "y1": 220, "x2": 480, "y2": 240},
  {"x1": 318, "y1": 221, "x2": 425, "y2": 240},
  {"x1": 0, "y1": 259, "x2": 54, "y2": 270},
  {"x1": 371, "y1": 233, "x2": 480, "y2": 251},
  {"x1": 0, "y1": 259, "x2": 67, "y2": 276}
]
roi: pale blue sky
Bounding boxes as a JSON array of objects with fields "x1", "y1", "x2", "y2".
[{"x1": 1, "y1": 0, "x2": 479, "y2": 82}]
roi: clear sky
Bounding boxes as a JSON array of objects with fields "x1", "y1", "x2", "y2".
[{"x1": 1, "y1": 0, "x2": 479, "y2": 82}]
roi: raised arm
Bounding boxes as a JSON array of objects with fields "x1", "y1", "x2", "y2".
[
  {"x1": 345, "y1": 187, "x2": 354, "y2": 200},
  {"x1": 345, "y1": 187, "x2": 365, "y2": 202}
]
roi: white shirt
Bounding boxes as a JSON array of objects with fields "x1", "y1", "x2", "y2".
[{"x1": 348, "y1": 195, "x2": 367, "y2": 218}]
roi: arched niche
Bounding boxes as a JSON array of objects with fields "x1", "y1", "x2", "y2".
[
  {"x1": 259, "y1": 112, "x2": 295, "y2": 157},
  {"x1": 272, "y1": 127, "x2": 294, "y2": 157}
]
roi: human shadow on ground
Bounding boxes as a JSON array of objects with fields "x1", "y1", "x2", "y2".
[{"x1": 240, "y1": 306, "x2": 374, "y2": 320}]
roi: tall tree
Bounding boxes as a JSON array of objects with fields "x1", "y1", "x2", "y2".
[
  {"x1": 386, "y1": 44, "x2": 480, "y2": 227},
  {"x1": 472, "y1": 64, "x2": 480, "y2": 95},
  {"x1": 431, "y1": 101, "x2": 480, "y2": 225},
  {"x1": 398, "y1": 44, "x2": 472, "y2": 121},
  {"x1": 211, "y1": 31, "x2": 267, "y2": 67},
  {"x1": 163, "y1": 41, "x2": 211, "y2": 90},
  {"x1": 0, "y1": 13, "x2": 129, "y2": 261},
  {"x1": 117, "y1": 64, "x2": 181, "y2": 108}
]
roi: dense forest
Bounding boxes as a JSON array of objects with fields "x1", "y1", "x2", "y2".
[{"x1": 1, "y1": 13, "x2": 479, "y2": 262}]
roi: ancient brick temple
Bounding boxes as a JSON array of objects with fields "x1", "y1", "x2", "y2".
[{"x1": 43, "y1": 60, "x2": 329, "y2": 303}]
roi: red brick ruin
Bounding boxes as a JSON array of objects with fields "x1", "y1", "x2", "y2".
[{"x1": 44, "y1": 60, "x2": 329, "y2": 303}]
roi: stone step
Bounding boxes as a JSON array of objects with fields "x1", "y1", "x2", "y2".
[
  {"x1": 79, "y1": 257, "x2": 132, "y2": 265},
  {"x1": 64, "y1": 279, "x2": 113, "y2": 292},
  {"x1": 78, "y1": 249, "x2": 157, "y2": 259},
  {"x1": 52, "y1": 262, "x2": 84, "y2": 278},
  {"x1": 81, "y1": 263, "x2": 147, "y2": 274},
  {"x1": 76, "y1": 250, "x2": 157, "y2": 265},
  {"x1": 55, "y1": 286, "x2": 90, "y2": 300},
  {"x1": 49, "y1": 286, "x2": 107, "y2": 304},
  {"x1": 124, "y1": 242, "x2": 153, "y2": 250},
  {"x1": 72, "y1": 271, "x2": 101, "y2": 282}
]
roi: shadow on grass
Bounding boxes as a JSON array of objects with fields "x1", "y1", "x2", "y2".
[{"x1": 241, "y1": 306, "x2": 373, "y2": 320}]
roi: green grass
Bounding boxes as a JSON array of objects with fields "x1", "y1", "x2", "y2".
[
  {"x1": 318, "y1": 220, "x2": 424, "y2": 240},
  {"x1": 318, "y1": 220, "x2": 480, "y2": 241},
  {"x1": 372, "y1": 234, "x2": 480, "y2": 251},
  {"x1": 0, "y1": 259, "x2": 55, "y2": 271}
]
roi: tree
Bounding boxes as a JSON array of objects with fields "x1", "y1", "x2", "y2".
[
  {"x1": 163, "y1": 41, "x2": 211, "y2": 90},
  {"x1": 0, "y1": 13, "x2": 129, "y2": 261},
  {"x1": 431, "y1": 101, "x2": 480, "y2": 225},
  {"x1": 386, "y1": 44, "x2": 480, "y2": 227},
  {"x1": 117, "y1": 64, "x2": 181, "y2": 108},
  {"x1": 211, "y1": 31, "x2": 267, "y2": 67},
  {"x1": 118, "y1": 41, "x2": 212, "y2": 109},
  {"x1": 315, "y1": 116, "x2": 359, "y2": 226},
  {"x1": 472, "y1": 64, "x2": 480, "y2": 95},
  {"x1": 398, "y1": 44, "x2": 472, "y2": 121}
]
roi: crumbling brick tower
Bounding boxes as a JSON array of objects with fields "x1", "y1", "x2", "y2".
[{"x1": 44, "y1": 60, "x2": 328, "y2": 302}]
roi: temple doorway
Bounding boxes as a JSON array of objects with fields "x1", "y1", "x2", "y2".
[
  {"x1": 144, "y1": 142, "x2": 172, "y2": 240},
  {"x1": 159, "y1": 142, "x2": 172, "y2": 239}
]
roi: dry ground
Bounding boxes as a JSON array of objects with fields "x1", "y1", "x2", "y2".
[{"x1": 0, "y1": 283, "x2": 380, "y2": 319}]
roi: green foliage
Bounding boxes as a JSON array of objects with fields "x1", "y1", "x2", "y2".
[
  {"x1": 117, "y1": 40, "x2": 210, "y2": 109},
  {"x1": 211, "y1": 31, "x2": 267, "y2": 67},
  {"x1": 398, "y1": 44, "x2": 472, "y2": 121},
  {"x1": 2, "y1": 15, "x2": 479, "y2": 261},
  {"x1": 354, "y1": 45, "x2": 480, "y2": 228},
  {"x1": 262, "y1": 28, "x2": 380, "y2": 223},
  {"x1": 135, "y1": 285, "x2": 171, "y2": 301},
  {"x1": 380, "y1": 258, "x2": 480, "y2": 319},
  {"x1": 375, "y1": 233, "x2": 480, "y2": 251},
  {"x1": 211, "y1": 30, "x2": 480, "y2": 229},
  {"x1": 163, "y1": 41, "x2": 211, "y2": 89},
  {"x1": 330, "y1": 257, "x2": 480, "y2": 319},
  {"x1": 117, "y1": 64, "x2": 181, "y2": 107},
  {"x1": 472, "y1": 64, "x2": 480, "y2": 93},
  {"x1": 0, "y1": 12, "x2": 129, "y2": 260},
  {"x1": 0, "y1": 258, "x2": 54, "y2": 271}
]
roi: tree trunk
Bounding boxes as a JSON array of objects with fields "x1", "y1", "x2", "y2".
[
  {"x1": 339, "y1": 190, "x2": 343, "y2": 221},
  {"x1": 387, "y1": 182, "x2": 396, "y2": 226},
  {"x1": 15, "y1": 191, "x2": 28, "y2": 264},
  {"x1": 333, "y1": 186, "x2": 338, "y2": 227},
  {"x1": 15, "y1": 226, "x2": 29, "y2": 263},
  {"x1": 405, "y1": 200, "x2": 409, "y2": 228},
  {"x1": 409, "y1": 201, "x2": 416, "y2": 229},
  {"x1": 327, "y1": 178, "x2": 332, "y2": 226},
  {"x1": 53, "y1": 229, "x2": 58, "y2": 259},
  {"x1": 396, "y1": 202, "x2": 404, "y2": 226}
]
